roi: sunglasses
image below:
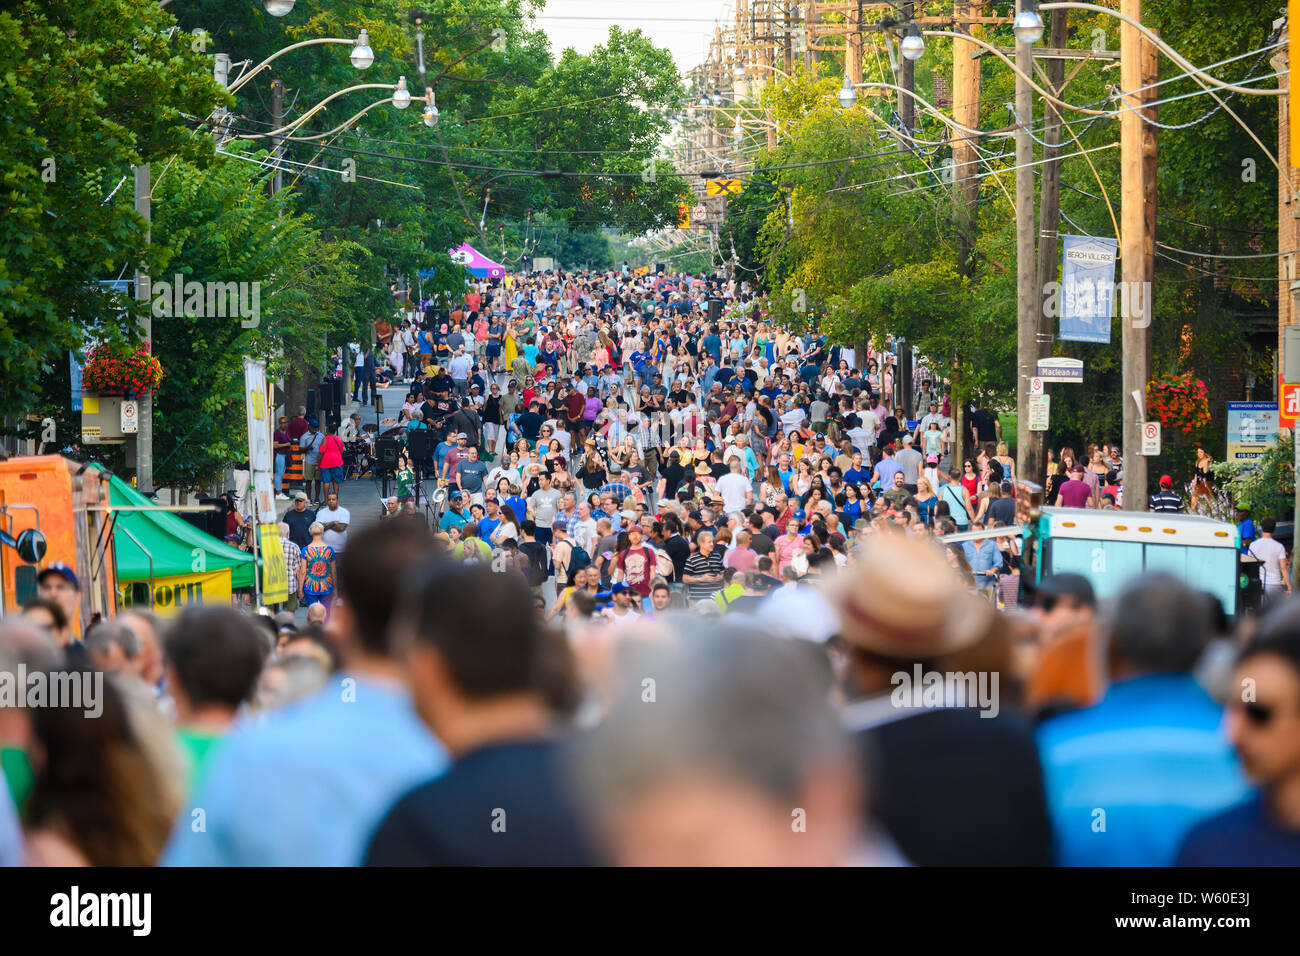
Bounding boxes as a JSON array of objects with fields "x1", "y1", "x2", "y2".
[{"x1": 1242, "y1": 702, "x2": 1274, "y2": 727}]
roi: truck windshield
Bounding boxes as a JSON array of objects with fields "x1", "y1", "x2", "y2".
[{"x1": 1046, "y1": 537, "x2": 1237, "y2": 616}]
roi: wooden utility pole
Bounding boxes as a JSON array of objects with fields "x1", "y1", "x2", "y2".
[
  {"x1": 899, "y1": 2, "x2": 916, "y2": 135},
  {"x1": 951, "y1": 0, "x2": 984, "y2": 466},
  {"x1": 133, "y1": 163, "x2": 153, "y2": 494},
  {"x1": 847, "y1": 0, "x2": 863, "y2": 86},
  {"x1": 1014, "y1": 0, "x2": 1036, "y2": 482},
  {"x1": 1028, "y1": 9, "x2": 1068, "y2": 489},
  {"x1": 1120, "y1": 0, "x2": 1150, "y2": 509}
]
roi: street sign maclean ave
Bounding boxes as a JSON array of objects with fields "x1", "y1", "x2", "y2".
[
  {"x1": 1141, "y1": 421, "x2": 1161, "y2": 456},
  {"x1": 1028, "y1": 394, "x2": 1050, "y2": 431},
  {"x1": 1036, "y1": 357, "x2": 1084, "y2": 383}
]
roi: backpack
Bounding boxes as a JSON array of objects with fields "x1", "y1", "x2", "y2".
[
  {"x1": 521, "y1": 541, "x2": 549, "y2": 587},
  {"x1": 567, "y1": 542, "x2": 591, "y2": 575}
]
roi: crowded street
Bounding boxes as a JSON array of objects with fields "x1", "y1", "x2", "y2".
[{"x1": 0, "y1": 0, "x2": 1297, "y2": 924}]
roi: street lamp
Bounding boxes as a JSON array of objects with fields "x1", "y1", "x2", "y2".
[
  {"x1": 392, "y1": 75, "x2": 411, "y2": 109},
  {"x1": 1012, "y1": 1, "x2": 1046, "y2": 44},
  {"x1": 350, "y1": 29, "x2": 374, "y2": 69},
  {"x1": 422, "y1": 90, "x2": 439, "y2": 127},
  {"x1": 900, "y1": 23, "x2": 926, "y2": 61},
  {"x1": 263, "y1": 0, "x2": 295, "y2": 16},
  {"x1": 731, "y1": 120, "x2": 744, "y2": 140},
  {"x1": 837, "y1": 74, "x2": 858, "y2": 110}
]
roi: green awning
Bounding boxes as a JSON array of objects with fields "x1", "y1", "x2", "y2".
[{"x1": 102, "y1": 469, "x2": 257, "y2": 589}]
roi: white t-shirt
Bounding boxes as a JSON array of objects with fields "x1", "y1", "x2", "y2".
[
  {"x1": 317, "y1": 505, "x2": 351, "y2": 553},
  {"x1": 1249, "y1": 537, "x2": 1287, "y2": 589},
  {"x1": 716, "y1": 472, "x2": 751, "y2": 514}
]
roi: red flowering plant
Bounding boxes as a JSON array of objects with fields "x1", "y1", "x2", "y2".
[
  {"x1": 80, "y1": 343, "x2": 165, "y2": 397},
  {"x1": 1146, "y1": 371, "x2": 1210, "y2": 435}
]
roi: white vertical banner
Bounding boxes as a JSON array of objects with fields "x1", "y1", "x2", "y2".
[{"x1": 243, "y1": 358, "x2": 277, "y2": 524}]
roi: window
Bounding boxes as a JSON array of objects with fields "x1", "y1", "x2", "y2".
[
  {"x1": 1049, "y1": 538, "x2": 1142, "y2": 600},
  {"x1": 1047, "y1": 537, "x2": 1237, "y2": 616}
]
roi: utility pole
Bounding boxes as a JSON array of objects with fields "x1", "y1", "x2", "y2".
[
  {"x1": 898, "y1": 2, "x2": 916, "y2": 136},
  {"x1": 270, "y1": 78, "x2": 284, "y2": 196},
  {"x1": 1273, "y1": 12, "x2": 1299, "y2": 585},
  {"x1": 133, "y1": 164, "x2": 152, "y2": 494},
  {"x1": 1014, "y1": 0, "x2": 1036, "y2": 482},
  {"x1": 1029, "y1": 8, "x2": 1068, "y2": 489},
  {"x1": 1120, "y1": 0, "x2": 1150, "y2": 509},
  {"x1": 847, "y1": 1, "x2": 863, "y2": 87},
  {"x1": 951, "y1": 1, "x2": 984, "y2": 465}
]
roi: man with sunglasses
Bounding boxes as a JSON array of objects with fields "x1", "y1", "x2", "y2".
[
  {"x1": 1037, "y1": 572, "x2": 1248, "y2": 866},
  {"x1": 1178, "y1": 614, "x2": 1300, "y2": 864}
]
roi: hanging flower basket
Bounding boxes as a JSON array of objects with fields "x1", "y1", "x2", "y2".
[
  {"x1": 1146, "y1": 371, "x2": 1210, "y2": 435},
  {"x1": 81, "y1": 343, "x2": 165, "y2": 397}
]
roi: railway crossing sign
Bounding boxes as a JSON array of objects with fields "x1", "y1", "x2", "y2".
[{"x1": 706, "y1": 178, "x2": 743, "y2": 197}]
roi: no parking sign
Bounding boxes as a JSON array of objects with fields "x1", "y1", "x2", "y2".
[{"x1": 120, "y1": 400, "x2": 138, "y2": 434}]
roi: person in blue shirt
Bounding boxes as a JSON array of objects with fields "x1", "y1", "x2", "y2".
[
  {"x1": 701, "y1": 327, "x2": 722, "y2": 361},
  {"x1": 1037, "y1": 572, "x2": 1248, "y2": 867},
  {"x1": 163, "y1": 521, "x2": 447, "y2": 867},
  {"x1": 1178, "y1": 618, "x2": 1300, "y2": 866},
  {"x1": 871, "y1": 445, "x2": 904, "y2": 490},
  {"x1": 962, "y1": 521, "x2": 1003, "y2": 593},
  {"x1": 433, "y1": 434, "x2": 457, "y2": 479},
  {"x1": 439, "y1": 491, "x2": 473, "y2": 532},
  {"x1": 477, "y1": 497, "x2": 504, "y2": 542},
  {"x1": 1236, "y1": 505, "x2": 1256, "y2": 555},
  {"x1": 843, "y1": 452, "x2": 871, "y2": 488}
]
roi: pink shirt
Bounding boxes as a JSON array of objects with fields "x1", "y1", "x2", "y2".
[
  {"x1": 725, "y1": 548, "x2": 757, "y2": 573},
  {"x1": 774, "y1": 534, "x2": 803, "y2": 574}
]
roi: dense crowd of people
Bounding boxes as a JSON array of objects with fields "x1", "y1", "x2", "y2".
[{"x1": 0, "y1": 266, "x2": 1294, "y2": 867}]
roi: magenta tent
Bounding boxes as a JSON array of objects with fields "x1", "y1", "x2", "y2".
[{"x1": 448, "y1": 243, "x2": 506, "y2": 279}]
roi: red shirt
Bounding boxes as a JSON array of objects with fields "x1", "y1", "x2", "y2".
[
  {"x1": 1057, "y1": 479, "x2": 1093, "y2": 508},
  {"x1": 615, "y1": 546, "x2": 657, "y2": 597},
  {"x1": 288, "y1": 416, "x2": 309, "y2": 441}
]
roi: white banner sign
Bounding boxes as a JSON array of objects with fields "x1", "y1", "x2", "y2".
[{"x1": 243, "y1": 358, "x2": 276, "y2": 523}]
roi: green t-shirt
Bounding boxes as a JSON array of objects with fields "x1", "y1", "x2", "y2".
[
  {"x1": 1, "y1": 746, "x2": 33, "y2": 813},
  {"x1": 176, "y1": 728, "x2": 226, "y2": 792}
]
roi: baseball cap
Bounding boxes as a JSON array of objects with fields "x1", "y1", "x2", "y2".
[
  {"x1": 620, "y1": 508, "x2": 638, "y2": 522},
  {"x1": 1159, "y1": 474, "x2": 1173, "y2": 487},
  {"x1": 902, "y1": 434, "x2": 914, "y2": 444},
  {"x1": 449, "y1": 489, "x2": 464, "y2": 499},
  {"x1": 552, "y1": 518, "x2": 568, "y2": 533},
  {"x1": 292, "y1": 490, "x2": 308, "y2": 502},
  {"x1": 926, "y1": 454, "x2": 940, "y2": 465},
  {"x1": 308, "y1": 417, "x2": 320, "y2": 427},
  {"x1": 793, "y1": 509, "x2": 806, "y2": 522},
  {"x1": 611, "y1": 581, "x2": 634, "y2": 595},
  {"x1": 37, "y1": 562, "x2": 79, "y2": 590}
]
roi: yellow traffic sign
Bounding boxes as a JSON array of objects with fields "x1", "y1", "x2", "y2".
[{"x1": 706, "y1": 178, "x2": 743, "y2": 197}]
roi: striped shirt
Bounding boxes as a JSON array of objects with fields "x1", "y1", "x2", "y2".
[{"x1": 683, "y1": 549, "x2": 725, "y2": 601}]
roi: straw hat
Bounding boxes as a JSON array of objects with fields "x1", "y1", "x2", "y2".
[{"x1": 826, "y1": 534, "x2": 991, "y2": 660}]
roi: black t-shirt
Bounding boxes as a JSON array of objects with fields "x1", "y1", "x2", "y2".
[
  {"x1": 284, "y1": 508, "x2": 317, "y2": 548},
  {"x1": 663, "y1": 534, "x2": 691, "y2": 582},
  {"x1": 516, "y1": 411, "x2": 545, "y2": 441},
  {"x1": 365, "y1": 740, "x2": 603, "y2": 866},
  {"x1": 988, "y1": 497, "x2": 1016, "y2": 527},
  {"x1": 660, "y1": 462, "x2": 686, "y2": 498},
  {"x1": 971, "y1": 408, "x2": 997, "y2": 442},
  {"x1": 749, "y1": 531, "x2": 774, "y2": 556}
]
